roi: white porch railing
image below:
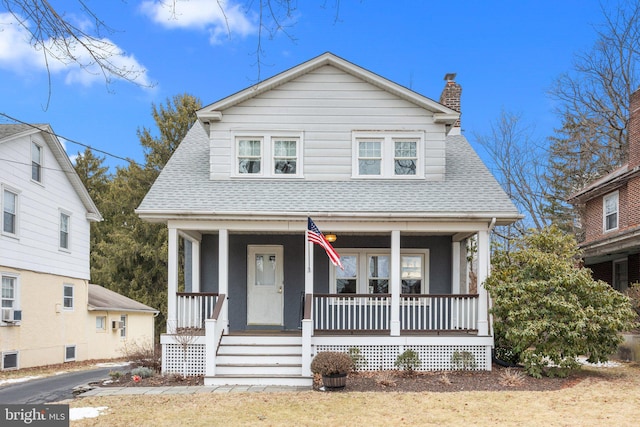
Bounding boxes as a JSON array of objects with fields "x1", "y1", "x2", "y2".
[
  {"x1": 400, "y1": 294, "x2": 478, "y2": 332},
  {"x1": 312, "y1": 293, "x2": 479, "y2": 333},
  {"x1": 313, "y1": 294, "x2": 391, "y2": 332},
  {"x1": 176, "y1": 292, "x2": 219, "y2": 329}
]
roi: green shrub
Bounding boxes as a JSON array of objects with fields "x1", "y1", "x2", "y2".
[
  {"x1": 394, "y1": 349, "x2": 421, "y2": 372},
  {"x1": 451, "y1": 351, "x2": 476, "y2": 370},
  {"x1": 486, "y1": 226, "x2": 637, "y2": 378},
  {"x1": 347, "y1": 347, "x2": 367, "y2": 371}
]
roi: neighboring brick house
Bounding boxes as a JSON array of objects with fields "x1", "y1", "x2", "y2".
[{"x1": 568, "y1": 89, "x2": 640, "y2": 292}]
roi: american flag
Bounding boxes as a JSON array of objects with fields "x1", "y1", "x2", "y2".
[{"x1": 307, "y1": 217, "x2": 343, "y2": 269}]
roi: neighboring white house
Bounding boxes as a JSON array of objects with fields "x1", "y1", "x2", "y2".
[
  {"x1": 136, "y1": 53, "x2": 521, "y2": 386},
  {"x1": 0, "y1": 123, "x2": 155, "y2": 370}
]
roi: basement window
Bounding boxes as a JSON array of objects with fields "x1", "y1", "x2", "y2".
[{"x1": 2, "y1": 351, "x2": 18, "y2": 370}]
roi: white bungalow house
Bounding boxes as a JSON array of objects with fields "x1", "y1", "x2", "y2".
[{"x1": 136, "y1": 53, "x2": 521, "y2": 386}]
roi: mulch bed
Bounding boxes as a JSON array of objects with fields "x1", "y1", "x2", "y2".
[{"x1": 101, "y1": 363, "x2": 587, "y2": 392}]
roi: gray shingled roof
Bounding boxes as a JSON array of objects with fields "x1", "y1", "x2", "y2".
[
  {"x1": 0, "y1": 123, "x2": 35, "y2": 140},
  {"x1": 137, "y1": 122, "x2": 520, "y2": 221},
  {"x1": 88, "y1": 284, "x2": 158, "y2": 313}
]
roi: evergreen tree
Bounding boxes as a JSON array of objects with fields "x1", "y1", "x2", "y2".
[{"x1": 87, "y1": 94, "x2": 202, "y2": 340}]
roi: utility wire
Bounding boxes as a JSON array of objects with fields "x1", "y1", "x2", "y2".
[{"x1": 0, "y1": 112, "x2": 142, "y2": 166}]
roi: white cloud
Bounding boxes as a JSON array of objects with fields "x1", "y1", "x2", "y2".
[
  {"x1": 140, "y1": 0, "x2": 256, "y2": 44},
  {"x1": 0, "y1": 13, "x2": 151, "y2": 87}
]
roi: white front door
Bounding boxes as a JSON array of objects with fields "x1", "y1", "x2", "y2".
[{"x1": 247, "y1": 245, "x2": 284, "y2": 325}]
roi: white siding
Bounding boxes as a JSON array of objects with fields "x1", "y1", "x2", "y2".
[
  {"x1": 209, "y1": 65, "x2": 447, "y2": 181},
  {"x1": 0, "y1": 134, "x2": 91, "y2": 280}
]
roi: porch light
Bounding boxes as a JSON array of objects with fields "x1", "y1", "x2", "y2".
[{"x1": 325, "y1": 233, "x2": 337, "y2": 243}]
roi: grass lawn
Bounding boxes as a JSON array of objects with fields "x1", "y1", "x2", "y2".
[{"x1": 69, "y1": 363, "x2": 640, "y2": 427}]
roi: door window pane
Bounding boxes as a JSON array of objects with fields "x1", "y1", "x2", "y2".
[{"x1": 255, "y1": 254, "x2": 276, "y2": 286}]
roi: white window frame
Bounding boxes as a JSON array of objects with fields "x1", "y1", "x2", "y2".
[
  {"x1": 59, "y1": 210, "x2": 71, "y2": 251},
  {"x1": 96, "y1": 315, "x2": 106, "y2": 332},
  {"x1": 63, "y1": 284, "x2": 74, "y2": 310},
  {"x1": 232, "y1": 132, "x2": 303, "y2": 178},
  {"x1": 2, "y1": 186, "x2": 19, "y2": 237},
  {"x1": 64, "y1": 345, "x2": 76, "y2": 362},
  {"x1": 603, "y1": 191, "x2": 619, "y2": 232},
  {"x1": 31, "y1": 141, "x2": 43, "y2": 184},
  {"x1": 329, "y1": 249, "x2": 430, "y2": 294},
  {"x1": 352, "y1": 132, "x2": 424, "y2": 179},
  {"x1": 120, "y1": 314, "x2": 127, "y2": 338},
  {"x1": 1, "y1": 273, "x2": 19, "y2": 326},
  {"x1": 2, "y1": 351, "x2": 18, "y2": 370}
]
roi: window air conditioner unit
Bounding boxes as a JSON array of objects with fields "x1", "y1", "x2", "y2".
[
  {"x1": 2, "y1": 309, "x2": 21, "y2": 323},
  {"x1": 111, "y1": 320, "x2": 124, "y2": 330}
]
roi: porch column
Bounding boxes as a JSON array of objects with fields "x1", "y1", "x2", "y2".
[
  {"x1": 218, "y1": 229, "x2": 229, "y2": 333},
  {"x1": 167, "y1": 226, "x2": 179, "y2": 332},
  {"x1": 192, "y1": 238, "x2": 201, "y2": 293},
  {"x1": 390, "y1": 230, "x2": 401, "y2": 336},
  {"x1": 451, "y1": 242, "x2": 461, "y2": 294},
  {"x1": 476, "y1": 230, "x2": 490, "y2": 336},
  {"x1": 302, "y1": 234, "x2": 314, "y2": 376}
]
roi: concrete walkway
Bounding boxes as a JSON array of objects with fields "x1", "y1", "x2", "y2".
[{"x1": 79, "y1": 385, "x2": 312, "y2": 397}]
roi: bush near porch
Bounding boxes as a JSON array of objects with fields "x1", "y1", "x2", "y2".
[{"x1": 486, "y1": 226, "x2": 637, "y2": 378}]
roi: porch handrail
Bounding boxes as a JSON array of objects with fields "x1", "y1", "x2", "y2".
[
  {"x1": 176, "y1": 292, "x2": 218, "y2": 329},
  {"x1": 400, "y1": 294, "x2": 479, "y2": 331},
  {"x1": 303, "y1": 293, "x2": 312, "y2": 320},
  {"x1": 212, "y1": 293, "x2": 226, "y2": 320}
]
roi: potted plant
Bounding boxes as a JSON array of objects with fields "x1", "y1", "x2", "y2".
[{"x1": 310, "y1": 351, "x2": 353, "y2": 389}]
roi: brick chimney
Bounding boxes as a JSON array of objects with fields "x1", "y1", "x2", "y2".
[
  {"x1": 439, "y1": 73, "x2": 462, "y2": 129},
  {"x1": 629, "y1": 87, "x2": 640, "y2": 169}
]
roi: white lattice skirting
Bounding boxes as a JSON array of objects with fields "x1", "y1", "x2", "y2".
[
  {"x1": 314, "y1": 344, "x2": 489, "y2": 371},
  {"x1": 163, "y1": 343, "x2": 206, "y2": 376}
]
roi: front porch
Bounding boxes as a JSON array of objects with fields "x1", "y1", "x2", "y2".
[
  {"x1": 161, "y1": 290, "x2": 491, "y2": 385},
  {"x1": 160, "y1": 219, "x2": 495, "y2": 385}
]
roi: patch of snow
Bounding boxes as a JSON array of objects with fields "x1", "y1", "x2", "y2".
[
  {"x1": 0, "y1": 376, "x2": 42, "y2": 386},
  {"x1": 577, "y1": 357, "x2": 620, "y2": 368},
  {"x1": 95, "y1": 362, "x2": 130, "y2": 368},
  {"x1": 55, "y1": 371, "x2": 69, "y2": 375},
  {"x1": 70, "y1": 406, "x2": 109, "y2": 421}
]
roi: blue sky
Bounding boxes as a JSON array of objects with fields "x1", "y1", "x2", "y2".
[{"x1": 0, "y1": 1, "x2": 608, "y2": 170}]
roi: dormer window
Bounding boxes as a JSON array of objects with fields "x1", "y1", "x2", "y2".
[
  {"x1": 352, "y1": 132, "x2": 423, "y2": 178},
  {"x1": 234, "y1": 133, "x2": 302, "y2": 177},
  {"x1": 603, "y1": 191, "x2": 619, "y2": 232}
]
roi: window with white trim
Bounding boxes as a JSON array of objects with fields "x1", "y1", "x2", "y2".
[
  {"x1": 234, "y1": 133, "x2": 302, "y2": 177},
  {"x1": 63, "y1": 284, "x2": 74, "y2": 310},
  {"x1": 603, "y1": 191, "x2": 619, "y2": 232},
  {"x1": 2, "y1": 351, "x2": 18, "y2": 370},
  {"x1": 1, "y1": 274, "x2": 18, "y2": 324},
  {"x1": 353, "y1": 132, "x2": 423, "y2": 178},
  {"x1": 331, "y1": 250, "x2": 429, "y2": 294},
  {"x1": 31, "y1": 141, "x2": 43, "y2": 183},
  {"x1": 96, "y1": 316, "x2": 106, "y2": 331},
  {"x1": 2, "y1": 188, "x2": 18, "y2": 236},
  {"x1": 64, "y1": 345, "x2": 76, "y2": 362},
  {"x1": 59, "y1": 211, "x2": 70, "y2": 250}
]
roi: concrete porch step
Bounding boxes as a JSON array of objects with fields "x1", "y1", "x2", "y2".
[{"x1": 212, "y1": 333, "x2": 307, "y2": 385}]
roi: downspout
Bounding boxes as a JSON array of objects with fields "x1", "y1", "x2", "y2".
[{"x1": 487, "y1": 217, "x2": 496, "y2": 343}]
